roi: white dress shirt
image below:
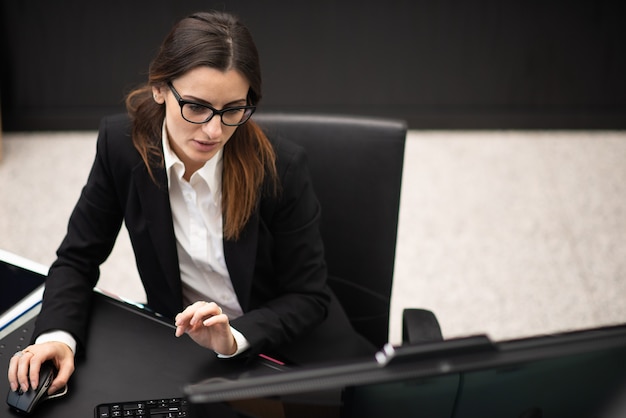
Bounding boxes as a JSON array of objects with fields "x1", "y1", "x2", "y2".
[
  {"x1": 162, "y1": 126, "x2": 243, "y2": 318},
  {"x1": 162, "y1": 124, "x2": 249, "y2": 356}
]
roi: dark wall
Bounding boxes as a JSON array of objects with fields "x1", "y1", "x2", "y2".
[{"x1": 1, "y1": 0, "x2": 625, "y2": 131}]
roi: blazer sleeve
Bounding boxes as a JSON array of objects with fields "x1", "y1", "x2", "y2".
[
  {"x1": 33, "y1": 117, "x2": 127, "y2": 351},
  {"x1": 228, "y1": 138, "x2": 332, "y2": 355}
]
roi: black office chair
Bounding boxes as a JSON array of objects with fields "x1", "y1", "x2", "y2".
[{"x1": 255, "y1": 113, "x2": 442, "y2": 349}]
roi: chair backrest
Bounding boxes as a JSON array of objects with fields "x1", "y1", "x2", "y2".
[{"x1": 254, "y1": 113, "x2": 407, "y2": 349}]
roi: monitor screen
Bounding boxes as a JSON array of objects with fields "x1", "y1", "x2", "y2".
[
  {"x1": 0, "y1": 250, "x2": 47, "y2": 331},
  {"x1": 185, "y1": 326, "x2": 626, "y2": 418}
]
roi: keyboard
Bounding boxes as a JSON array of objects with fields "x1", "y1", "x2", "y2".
[{"x1": 95, "y1": 397, "x2": 189, "y2": 418}]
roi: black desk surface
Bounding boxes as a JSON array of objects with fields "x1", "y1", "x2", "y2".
[{"x1": 1, "y1": 292, "x2": 257, "y2": 417}]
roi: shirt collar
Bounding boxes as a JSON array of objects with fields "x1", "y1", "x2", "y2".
[{"x1": 161, "y1": 120, "x2": 222, "y2": 196}]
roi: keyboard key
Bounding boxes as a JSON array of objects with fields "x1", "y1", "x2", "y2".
[{"x1": 98, "y1": 406, "x2": 111, "y2": 418}]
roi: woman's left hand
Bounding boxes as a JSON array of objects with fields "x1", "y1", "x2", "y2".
[{"x1": 174, "y1": 301, "x2": 237, "y2": 356}]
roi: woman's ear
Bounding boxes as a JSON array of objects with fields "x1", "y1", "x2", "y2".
[{"x1": 152, "y1": 85, "x2": 166, "y2": 104}]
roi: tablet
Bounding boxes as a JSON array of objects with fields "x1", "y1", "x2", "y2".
[{"x1": 0, "y1": 249, "x2": 47, "y2": 332}]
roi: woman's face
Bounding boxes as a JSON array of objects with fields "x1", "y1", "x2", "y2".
[{"x1": 153, "y1": 66, "x2": 250, "y2": 178}]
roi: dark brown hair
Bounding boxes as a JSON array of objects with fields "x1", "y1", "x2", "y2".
[{"x1": 125, "y1": 11, "x2": 277, "y2": 240}]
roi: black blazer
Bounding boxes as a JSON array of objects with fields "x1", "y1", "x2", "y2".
[{"x1": 34, "y1": 114, "x2": 373, "y2": 363}]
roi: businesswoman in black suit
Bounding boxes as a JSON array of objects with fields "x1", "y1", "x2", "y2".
[{"x1": 8, "y1": 10, "x2": 373, "y2": 396}]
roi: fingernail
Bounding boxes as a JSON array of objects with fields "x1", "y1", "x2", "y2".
[{"x1": 10, "y1": 383, "x2": 17, "y2": 392}]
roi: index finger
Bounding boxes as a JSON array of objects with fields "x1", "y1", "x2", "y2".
[
  {"x1": 174, "y1": 304, "x2": 199, "y2": 337},
  {"x1": 27, "y1": 358, "x2": 43, "y2": 390}
]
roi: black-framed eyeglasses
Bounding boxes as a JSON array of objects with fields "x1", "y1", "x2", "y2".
[{"x1": 167, "y1": 82, "x2": 256, "y2": 126}]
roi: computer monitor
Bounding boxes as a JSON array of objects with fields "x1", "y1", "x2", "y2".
[
  {"x1": 0, "y1": 249, "x2": 47, "y2": 334},
  {"x1": 185, "y1": 325, "x2": 626, "y2": 418}
]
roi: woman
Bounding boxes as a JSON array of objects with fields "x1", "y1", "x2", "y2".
[{"x1": 8, "y1": 10, "x2": 374, "y2": 397}]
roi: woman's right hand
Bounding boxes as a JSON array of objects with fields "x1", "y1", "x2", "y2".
[{"x1": 7, "y1": 341, "x2": 75, "y2": 395}]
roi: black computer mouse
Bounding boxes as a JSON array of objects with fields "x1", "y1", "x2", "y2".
[{"x1": 6, "y1": 361, "x2": 57, "y2": 414}]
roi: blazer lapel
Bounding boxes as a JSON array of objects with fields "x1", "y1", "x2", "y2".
[
  {"x1": 224, "y1": 209, "x2": 260, "y2": 311},
  {"x1": 133, "y1": 163, "x2": 182, "y2": 305}
]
